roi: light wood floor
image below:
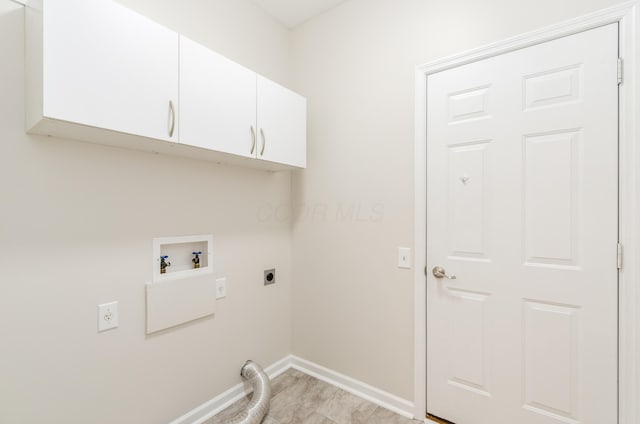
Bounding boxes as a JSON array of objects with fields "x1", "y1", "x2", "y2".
[{"x1": 204, "y1": 368, "x2": 421, "y2": 424}]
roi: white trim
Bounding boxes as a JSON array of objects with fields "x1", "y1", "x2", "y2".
[
  {"x1": 168, "y1": 356, "x2": 293, "y2": 424},
  {"x1": 413, "y1": 2, "x2": 640, "y2": 423},
  {"x1": 413, "y1": 66, "x2": 428, "y2": 420},
  {"x1": 290, "y1": 355, "x2": 415, "y2": 419},
  {"x1": 616, "y1": 3, "x2": 640, "y2": 423},
  {"x1": 418, "y1": 1, "x2": 636, "y2": 76}
]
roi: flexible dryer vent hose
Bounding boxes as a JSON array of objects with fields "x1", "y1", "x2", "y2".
[{"x1": 228, "y1": 361, "x2": 272, "y2": 424}]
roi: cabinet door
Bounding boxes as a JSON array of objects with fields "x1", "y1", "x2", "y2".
[
  {"x1": 43, "y1": 0, "x2": 179, "y2": 142},
  {"x1": 180, "y1": 36, "x2": 257, "y2": 157},
  {"x1": 257, "y1": 76, "x2": 307, "y2": 168}
]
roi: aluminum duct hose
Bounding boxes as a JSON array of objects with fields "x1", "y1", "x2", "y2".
[{"x1": 228, "y1": 361, "x2": 272, "y2": 424}]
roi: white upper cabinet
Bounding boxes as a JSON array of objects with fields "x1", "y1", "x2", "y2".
[
  {"x1": 25, "y1": 0, "x2": 306, "y2": 170},
  {"x1": 180, "y1": 36, "x2": 257, "y2": 158},
  {"x1": 257, "y1": 76, "x2": 307, "y2": 168},
  {"x1": 27, "y1": 0, "x2": 179, "y2": 142}
]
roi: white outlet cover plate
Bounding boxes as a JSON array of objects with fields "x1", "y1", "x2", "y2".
[
  {"x1": 398, "y1": 247, "x2": 412, "y2": 269},
  {"x1": 98, "y1": 301, "x2": 119, "y2": 332},
  {"x1": 216, "y1": 277, "x2": 227, "y2": 299}
]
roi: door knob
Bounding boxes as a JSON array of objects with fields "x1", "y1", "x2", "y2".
[{"x1": 432, "y1": 266, "x2": 456, "y2": 280}]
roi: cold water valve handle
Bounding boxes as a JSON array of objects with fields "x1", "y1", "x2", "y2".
[
  {"x1": 160, "y1": 255, "x2": 171, "y2": 274},
  {"x1": 192, "y1": 251, "x2": 202, "y2": 269}
]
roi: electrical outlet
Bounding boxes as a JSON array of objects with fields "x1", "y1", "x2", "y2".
[
  {"x1": 216, "y1": 277, "x2": 227, "y2": 299},
  {"x1": 398, "y1": 247, "x2": 412, "y2": 269},
  {"x1": 264, "y1": 269, "x2": 276, "y2": 286},
  {"x1": 97, "y1": 301, "x2": 118, "y2": 332}
]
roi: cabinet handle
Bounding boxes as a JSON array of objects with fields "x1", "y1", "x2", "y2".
[
  {"x1": 168, "y1": 100, "x2": 175, "y2": 138},
  {"x1": 260, "y1": 128, "x2": 266, "y2": 156},
  {"x1": 250, "y1": 126, "x2": 256, "y2": 154}
]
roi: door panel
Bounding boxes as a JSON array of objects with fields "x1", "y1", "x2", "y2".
[
  {"x1": 524, "y1": 130, "x2": 579, "y2": 267},
  {"x1": 523, "y1": 300, "x2": 579, "y2": 421},
  {"x1": 446, "y1": 288, "x2": 491, "y2": 396},
  {"x1": 448, "y1": 141, "x2": 491, "y2": 260},
  {"x1": 427, "y1": 24, "x2": 618, "y2": 424}
]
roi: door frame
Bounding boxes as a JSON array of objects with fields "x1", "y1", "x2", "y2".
[{"x1": 413, "y1": 1, "x2": 640, "y2": 422}]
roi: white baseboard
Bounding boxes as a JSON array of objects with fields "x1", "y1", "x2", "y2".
[
  {"x1": 169, "y1": 355, "x2": 416, "y2": 424},
  {"x1": 168, "y1": 356, "x2": 293, "y2": 424},
  {"x1": 289, "y1": 355, "x2": 415, "y2": 419}
]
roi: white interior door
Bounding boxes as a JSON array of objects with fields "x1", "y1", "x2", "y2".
[{"x1": 426, "y1": 24, "x2": 618, "y2": 424}]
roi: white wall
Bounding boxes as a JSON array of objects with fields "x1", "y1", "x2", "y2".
[
  {"x1": 289, "y1": 0, "x2": 624, "y2": 401},
  {"x1": 0, "y1": 1, "x2": 293, "y2": 423},
  {"x1": 117, "y1": 0, "x2": 291, "y2": 86}
]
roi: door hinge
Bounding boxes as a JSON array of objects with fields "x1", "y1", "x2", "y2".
[
  {"x1": 617, "y1": 242, "x2": 623, "y2": 270},
  {"x1": 618, "y1": 58, "x2": 624, "y2": 85}
]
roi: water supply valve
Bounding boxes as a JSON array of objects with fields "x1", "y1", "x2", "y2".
[
  {"x1": 192, "y1": 251, "x2": 202, "y2": 269},
  {"x1": 160, "y1": 255, "x2": 171, "y2": 274}
]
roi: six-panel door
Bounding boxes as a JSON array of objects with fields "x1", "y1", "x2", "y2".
[{"x1": 426, "y1": 24, "x2": 619, "y2": 424}]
